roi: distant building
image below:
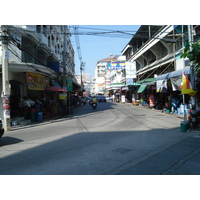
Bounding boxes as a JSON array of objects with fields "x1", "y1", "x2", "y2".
[
  {"x1": 94, "y1": 55, "x2": 119, "y2": 95},
  {"x1": 75, "y1": 73, "x2": 91, "y2": 95}
]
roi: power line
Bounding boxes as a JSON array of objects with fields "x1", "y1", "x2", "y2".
[{"x1": 73, "y1": 25, "x2": 85, "y2": 72}]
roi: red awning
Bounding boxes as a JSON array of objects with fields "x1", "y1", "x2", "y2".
[{"x1": 45, "y1": 86, "x2": 67, "y2": 92}]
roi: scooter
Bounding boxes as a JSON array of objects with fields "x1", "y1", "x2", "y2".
[{"x1": 92, "y1": 102, "x2": 97, "y2": 109}]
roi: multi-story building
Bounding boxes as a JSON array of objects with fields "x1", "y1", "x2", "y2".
[
  {"x1": 120, "y1": 25, "x2": 200, "y2": 107},
  {"x1": 0, "y1": 25, "x2": 77, "y2": 130},
  {"x1": 75, "y1": 73, "x2": 91, "y2": 95},
  {"x1": 94, "y1": 55, "x2": 123, "y2": 95}
]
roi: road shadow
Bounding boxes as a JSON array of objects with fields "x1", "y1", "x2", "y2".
[
  {"x1": 0, "y1": 126, "x2": 191, "y2": 175},
  {"x1": 0, "y1": 136, "x2": 23, "y2": 147}
]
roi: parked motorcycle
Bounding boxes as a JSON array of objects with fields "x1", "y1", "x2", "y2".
[{"x1": 92, "y1": 102, "x2": 97, "y2": 109}]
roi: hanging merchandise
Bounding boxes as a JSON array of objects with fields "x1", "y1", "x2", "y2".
[{"x1": 180, "y1": 72, "x2": 198, "y2": 96}]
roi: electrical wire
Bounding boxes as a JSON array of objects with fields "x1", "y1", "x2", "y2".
[{"x1": 73, "y1": 25, "x2": 85, "y2": 73}]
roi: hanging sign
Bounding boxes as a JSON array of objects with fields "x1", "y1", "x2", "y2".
[{"x1": 67, "y1": 79, "x2": 73, "y2": 91}]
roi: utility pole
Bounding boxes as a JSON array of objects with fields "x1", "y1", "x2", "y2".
[
  {"x1": 80, "y1": 62, "x2": 85, "y2": 89},
  {"x1": 1, "y1": 26, "x2": 11, "y2": 131},
  {"x1": 63, "y1": 28, "x2": 67, "y2": 91},
  {"x1": 62, "y1": 26, "x2": 68, "y2": 115},
  {"x1": 188, "y1": 25, "x2": 197, "y2": 127}
]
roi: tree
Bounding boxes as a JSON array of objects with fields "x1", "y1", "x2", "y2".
[{"x1": 181, "y1": 40, "x2": 200, "y2": 76}]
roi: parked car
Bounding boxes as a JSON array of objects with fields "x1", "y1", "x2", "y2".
[
  {"x1": 106, "y1": 96, "x2": 113, "y2": 102},
  {"x1": 97, "y1": 95, "x2": 106, "y2": 102}
]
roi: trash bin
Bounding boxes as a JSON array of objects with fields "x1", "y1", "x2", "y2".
[
  {"x1": 35, "y1": 104, "x2": 41, "y2": 113},
  {"x1": 180, "y1": 121, "x2": 188, "y2": 132},
  {"x1": 30, "y1": 108, "x2": 36, "y2": 122},
  {"x1": 37, "y1": 112, "x2": 43, "y2": 123}
]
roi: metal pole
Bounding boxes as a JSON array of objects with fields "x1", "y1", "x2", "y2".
[
  {"x1": 80, "y1": 62, "x2": 83, "y2": 88},
  {"x1": 62, "y1": 27, "x2": 68, "y2": 115},
  {"x1": 1, "y1": 26, "x2": 11, "y2": 131},
  {"x1": 188, "y1": 25, "x2": 197, "y2": 127},
  {"x1": 63, "y1": 29, "x2": 67, "y2": 91}
]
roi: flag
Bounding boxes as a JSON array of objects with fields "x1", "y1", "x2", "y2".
[{"x1": 180, "y1": 72, "x2": 198, "y2": 96}]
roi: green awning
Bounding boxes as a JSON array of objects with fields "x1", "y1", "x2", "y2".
[
  {"x1": 136, "y1": 78, "x2": 156, "y2": 84},
  {"x1": 137, "y1": 84, "x2": 147, "y2": 93},
  {"x1": 128, "y1": 83, "x2": 141, "y2": 86}
]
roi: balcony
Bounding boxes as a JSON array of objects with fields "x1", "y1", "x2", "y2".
[{"x1": 37, "y1": 33, "x2": 48, "y2": 46}]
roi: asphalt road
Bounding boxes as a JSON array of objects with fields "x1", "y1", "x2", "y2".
[{"x1": 0, "y1": 102, "x2": 188, "y2": 175}]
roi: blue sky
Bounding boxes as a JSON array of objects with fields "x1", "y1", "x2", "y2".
[{"x1": 70, "y1": 25, "x2": 140, "y2": 79}]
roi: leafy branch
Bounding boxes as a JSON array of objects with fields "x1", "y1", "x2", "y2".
[{"x1": 181, "y1": 40, "x2": 200, "y2": 76}]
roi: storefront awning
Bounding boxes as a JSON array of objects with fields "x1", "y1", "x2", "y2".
[
  {"x1": 51, "y1": 80, "x2": 61, "y2": 87},
  {"x1": 128, "y1": 83, "x2": 141, "y2": 86},
  {"x1": 45, "y1": 86, "x2": 67, "y2": 92},
  {"x1": 156, "y1": 67, "x2": 190, "y2": 80},
  {"x1": 136, "y1": 78, "x2": 156, "y2": 84},
  {"x1": 137, "y1": 84, "x2": 147, "y2": 93}
]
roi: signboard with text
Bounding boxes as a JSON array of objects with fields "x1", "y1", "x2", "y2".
[
  {"x1": 26, "y1": 73, "x2": 50, "y2": 90},
  {"x1": 67, "y1": 79, "x2": 73, "y2": 91}
]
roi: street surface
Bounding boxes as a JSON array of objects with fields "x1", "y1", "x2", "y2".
[{"x1": 0, "y1": 102, "x2": 191, "y2": 175}]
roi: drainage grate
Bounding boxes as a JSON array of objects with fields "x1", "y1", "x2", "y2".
[{"x1": 112, "y1": 147, "x2": 132, "y2": 154}]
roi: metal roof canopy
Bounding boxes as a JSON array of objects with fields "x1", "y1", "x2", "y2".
[
  {"x1": 136, "y1": 78, "x2": 156, "y2": 84},
  {"x1": 156, "y1": 67, "x2": 190, "y2": 80}
]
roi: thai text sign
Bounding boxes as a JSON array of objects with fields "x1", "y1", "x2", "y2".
[
  {"x1": 106, "y1": 61, "x2": 126, "y2": 70},
  {"x1": 67, "y1": 79, "x2": 73, "y2": 91},
  {"x1": 26, "y1": 72, "x2": 50, "y2": 90}
]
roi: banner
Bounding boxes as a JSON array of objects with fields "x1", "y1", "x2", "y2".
[
  {"x1": 126, "y1": 61, "x2": 136, "y2": 78},
  {"x1": 48, "y1": 61, "x2": 60, "y2": 72},
  {"x1": 106, "y1": 61, "x2": 126, "y2": 70},
  {"x1": 26, "y1": 73, "x2": 50, "y2": 90},
  {"x1": 170, "y1": 77, "x2": 182, "y2": 91},
  {"x1": 156, "y1": 79, "x2": 167, "y2": 93},
  {"x1": 180, "y1": 72, "x2": 198, "y2": 96}
]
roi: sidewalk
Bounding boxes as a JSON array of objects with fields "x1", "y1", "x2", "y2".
[
  {"x1": 11, "y1": 108, "x2": 76, "y2": 131},
  {"x1": 118, "y1": 130, "x2": 200, "y2": 175},
  {"x1": 115, "y1": 103, "x2": 200, "y2": 175}
]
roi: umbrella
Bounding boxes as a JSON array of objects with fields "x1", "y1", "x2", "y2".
[{"x1": 45, "y1": 86, "x2": 68, "y2": 92}]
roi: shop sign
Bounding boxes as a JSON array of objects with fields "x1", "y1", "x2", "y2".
[
  {"x1": 126, "y1": 61, "x2": 136, "y2": 78},
  {"x1": 121, "y1": 95, "x2": 126, "y2": 103},
  {"x1": 26, "y1": 73, "x2": 50, "y2": 90},
  {"x1": 67, "y1": 79, "x2": 73, "y2": 91},
  {"x1": 106, "y1": 61, "x2": 126, "y2": 70},
  {"x1": 59, "y1": 93, "x2": 67, "y2": 100}
]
